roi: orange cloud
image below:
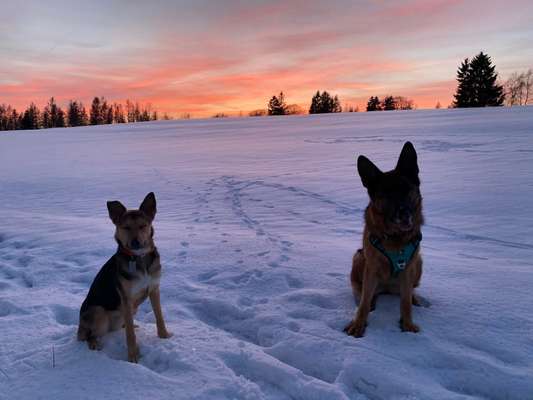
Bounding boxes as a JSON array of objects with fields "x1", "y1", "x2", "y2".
[{"x1": 1, "y1": 1, "x2": 531, "y2": 116}]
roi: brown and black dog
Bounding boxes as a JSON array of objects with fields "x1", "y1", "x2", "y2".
[
  {"x1": 77, "y1": 192, "x2": 171, "y2": 362},
  {"x1": 345, "y1": 142, "x2": 424, "y2": 337}
]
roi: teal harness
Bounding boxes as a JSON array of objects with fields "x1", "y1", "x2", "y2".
[{"x1": 369, "y1": 233, "x2": 422, "y2": 276}]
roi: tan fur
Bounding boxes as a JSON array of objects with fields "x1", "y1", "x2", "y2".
[{"x1": 345, "y1": 143, "x2": 424, "y2": 337}]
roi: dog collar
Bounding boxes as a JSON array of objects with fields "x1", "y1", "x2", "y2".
[
  {"x1": 117, "y1": 245, "x2": 155, "y2": 274},
  {"x1": 369, "y1": 233, "x2": 422, "y2": 276}
]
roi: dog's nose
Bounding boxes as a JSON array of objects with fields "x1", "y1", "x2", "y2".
[
  {"x1": 131, "y1": 239, "x2": 141, "y2": 249},
  {"x1": 396, "y1": 206, "x2": 413, "y2": 226}
]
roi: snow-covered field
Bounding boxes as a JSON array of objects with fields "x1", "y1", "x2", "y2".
[{"x1": 1, "y1": 107, "x2": 532, "y2": 400}]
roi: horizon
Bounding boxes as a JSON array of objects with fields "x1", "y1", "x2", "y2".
[{"x1": 1, "y1": 1, "x2": 532, "y2": 117}]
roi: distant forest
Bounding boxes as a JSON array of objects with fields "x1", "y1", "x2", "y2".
[
  {"x1": 1, "y1": 52, "x2": 531, "y2": 131},
  {"x1": 0, "y1": 96, "x2": 171, "y2": 131}
]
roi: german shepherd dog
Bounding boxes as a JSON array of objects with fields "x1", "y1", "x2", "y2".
[
  {"x1": 344, "y1": 142, "x2": 424, "y2": 337},
  {"x1": 77, "y1": 192, "x2": 171, "y2": 362}
]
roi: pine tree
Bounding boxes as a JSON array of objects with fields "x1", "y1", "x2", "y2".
[
  {"x1": 78, "y1": 102, "x2": 89, "y2": 126},
  {"x1": 42, "y1": 104, "x2": 51, "y2": 129},
  {"x1": 9, "y1": 108, "x2": 20, "y2": 130},
  {"x1": 68, "y1": 100, "x2": 87, "y2": 127},
  {"x1": 453, "y1": 53, "x2": 504, "y2": 107},
  {"x1": 42, "y1": 97, "x2": 65, "y2": 128},
  {"x1": 382, "y1": 96, "x2": 396, "y2": 111},
  {"x1": 90, "y1": 97, "x2": 102, "y2": 125},
  {"x1": 102, "y1": 99, "x2": 113, "y2": 124},
  {"x1": 366, "y1": 96, "x2": 381, "y2": 111},
  {"x1": 67, "y1": 101, "x2": 80, "y2": 127},
  {"x1": 332, "y1": 95, "x2": 342, "y2": 113},
  {"x1": 268, "y1": 92, "x2": 287, "y2": 115},
  {"x1": 309, "y1": 91, "x2": 321, "y2": 114},
  {"x1": 453, "y1": 58, "x2": 472, "y2": 107},
  {"x1": 0, "y1": 104, "x2": 9, "y2": 130},
  {"x1": 309, "y1": 91, "x2": 342, "y2": 114},
  {"x1": 21, "y1": 103, "x2": 41, "y2": 130}
]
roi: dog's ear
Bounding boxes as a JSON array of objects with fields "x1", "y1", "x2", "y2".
[
  {"x1": 395, "y1": 141, "x2": 420, "y2": 185},
  {"x1": 107, "y1": 201, "x2": 126, "y2": 225},
  {"x1": 140, "y1": 192, "x2": 157, "y2": 221},
  {"x1": 357, "y1": 155, "x2": 383, "y2": 194}
]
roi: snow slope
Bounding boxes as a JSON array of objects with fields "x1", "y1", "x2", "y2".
[{"x1": 0, "y1": 107, "x2": 532, "y2": 400}]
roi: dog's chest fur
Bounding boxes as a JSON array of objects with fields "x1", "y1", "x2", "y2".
[{"x1": 119, "y1": 252, "x2": 161, "y2": 306}]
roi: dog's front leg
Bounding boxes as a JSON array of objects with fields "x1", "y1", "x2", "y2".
[
  {"x1": 149, "y1": 287, "x2": 172, "y2": 338},
  {"x1": 344, "y1": 266, "x2": 377, "y2": 337},
  {"x1": 399, "y1": 270, "x2": 419, "y2": 333},
  {"x1": 122, "y1": 301, "x2": 139, "y2": 362}
]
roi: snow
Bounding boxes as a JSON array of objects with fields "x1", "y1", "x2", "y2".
[{"x1": 1, "y1": 107, "x2": 532, "y2": 400}]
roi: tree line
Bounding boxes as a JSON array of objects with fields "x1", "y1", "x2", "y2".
[
  {"x1": 366, "y1": 95, "x2": 414, "y2": 111},
  {"x1": 256, "y1": 91, "x2": 349, "y2": 117},
  {"x1": 0, "y1": 97, "x2": 160, "y2": 131},
  {"x1": 3, "y1": 52, "x2": 530, "y2": 130}
]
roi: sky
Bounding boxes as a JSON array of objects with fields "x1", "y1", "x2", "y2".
[{"x1": 1, "y1": 0, "x2": 532, "y2": 117}]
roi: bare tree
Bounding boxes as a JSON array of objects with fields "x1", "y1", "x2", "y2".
[
  {"x1": 524, "y1": 68, "x2": 533, "y2": 105},
  {"x1": 505, "y1": 69, "x2": 533, "y2": 106},
  {"x1": 285, "y1": 104, "x2": 304, "y2": 115},
  {"x1": 393, "y1": 96, "x2": 415, "y2": 110},
  {"x1": 249, "y1": 109, "x2": 266, "y2": 117}
]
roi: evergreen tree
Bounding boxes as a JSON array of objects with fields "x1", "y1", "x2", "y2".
[
  {"x1": 141, "y1": 108, "x2": 150, "y2": 121},
  {"x1": 309, "y1": 91, "x2": 321, "y2": 114},
  {"x1": 42, "y1": 97, "x2": 65, "y2": 128},
  {"x1": 77, "y1": 102, "x2": 89, "y2": 126},
  {"x1": 382, "y1": 95, "x2": 396, "y2": 111},
  {"x1": 453, "y1": 58, "x2": 473, "y2": 107},
  {"x1": 102, "y1": 99, "x2": 113, "y2": 124},
  {"x1": 68, "y1": 100, "x2": 88, "y2": 127},
  {"x1": 366, "y1": 96, "x2": 381, "y2": 111},
  {"x1": 0, "y1": 104, "x2": 8, "y2": 130},
  {"x1": 90, "y1": 97, "x2": 102, "y2": 125},
  {"x1": 9, "y1": 108, "x2": 20, "y2": 130},
  {"x1": 42, "y1": 104, "x2": 51, "y2": 129},
  {"x1": 309, "y1": 91, "x2": 342, "y2": 114},
  {"x1": 453, "y1": 52, "x2": 504, "y2": 107},
  {"x1": 268, "y1": 92, "x2": 287, "y2": 115},
  {"x1": 21, "y1": 103, "x2": 41, "y2": 130},
  {"x1": 332, "y1": 95, "x2": 342, "y2": 113}
]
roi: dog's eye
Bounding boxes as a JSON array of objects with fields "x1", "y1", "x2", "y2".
[
  {"x1": 139, "y1": 225, "x2": 147, "y2": 230},
  {"x1": 123, "y1": 226, "x2": 132, "y2": 231}
]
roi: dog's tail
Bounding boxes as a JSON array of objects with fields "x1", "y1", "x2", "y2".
[{"x1": 350, "y1": 249, "x2": 365, "y2": 298}]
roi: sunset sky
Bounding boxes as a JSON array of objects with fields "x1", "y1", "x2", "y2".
[{"x1": 1, "y1": 0, "x2": 532, "y2": 117}]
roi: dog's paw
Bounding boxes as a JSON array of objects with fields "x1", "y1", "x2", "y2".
[
  {"x1": 87, "y1": 338, "x2": 102, "y2": 351},
  {"x1": 158, "y1": 330, "x2": 173, "y2": 339},
  {"x1": 344, "y1": 319, "x2": 366, "y2": 337},
  {"x1": 412, "y1": 295, "x2": 431, "y2": 308},
  {"x1": 127, "y1": 345, "x2": 140, "y2": 363},
  {"x1": 400, "y1": 319, "x2": 420, "y2": 333}
]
